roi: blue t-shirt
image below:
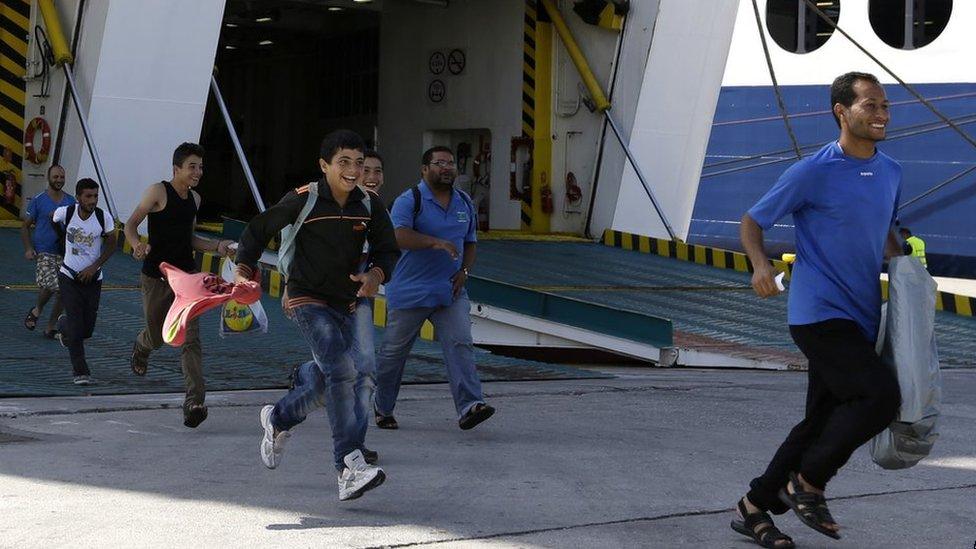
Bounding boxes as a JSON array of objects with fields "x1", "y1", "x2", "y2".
[
  {"x1": 386, "y1": 181, "x2": 477, "y2": 309},
  {"x1": 747, "y1": 142, "x2": 901, "y2": 342},
  {"x1": 25, "y1": 191, "x2": 76, "y2": 254}
]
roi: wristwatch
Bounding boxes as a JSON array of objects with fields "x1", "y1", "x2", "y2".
[{"x1": 461, "y1": 267, "x2": 470, "y2": 275}]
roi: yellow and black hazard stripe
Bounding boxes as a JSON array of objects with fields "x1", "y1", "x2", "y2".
[
  {"x1": 604, "y1": 228, "x2": 976, "y2": 318},
  {"x1": 602, "y1": 228, "x2": 792, "y2": 276},
  {"x1": 521, "y1": 1, "x2": 538, "y2": 230},
  {"x1": 0, "y1": 0, "x2": 29, "y2": 220},
  {"x1": 521, "y1": 0, "x2": 553, "y2": 233}
]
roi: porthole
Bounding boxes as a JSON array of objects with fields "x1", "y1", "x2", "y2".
[
  {"x1": 870, "y1": 0, "x2": 952, "y2": 50},
  {"x1": 766, "y1": 0, "x2": 841, "y2": 54}
]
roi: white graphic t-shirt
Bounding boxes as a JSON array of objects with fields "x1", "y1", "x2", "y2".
[{"x1": 52, "y1": 206, "x2": 114, "y2": 281}]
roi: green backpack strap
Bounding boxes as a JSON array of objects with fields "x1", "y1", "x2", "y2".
[{"x1": 277, "y1": 181, "x2": 319, "y2": 280}]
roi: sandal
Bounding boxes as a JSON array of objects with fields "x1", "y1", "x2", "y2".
[
  {"x1": 24, "y1": 308, "x2": 39, "y2": 331},
  {"x1": 458, "y1": 403, "x2": 495, "y2": 430},
  {"x1": 374, "y1": 410, "x2": 398, "y2": 430},
  {"x1": 730, "y1": 498, "x2": 795, "y2": 548},
  {"x1": 778, "y1": 472, "x2": 841, "y2": 540}
]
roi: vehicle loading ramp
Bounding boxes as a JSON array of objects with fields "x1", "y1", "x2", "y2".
[{"x1": 473, "y1": 239, "x2": 976, "y2": 369}]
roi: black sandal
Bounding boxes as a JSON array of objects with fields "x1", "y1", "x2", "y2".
[
  {"x1": 778, "y1": 472, "x2": 841, "y2": 540},
  {"x1": 458, "y1": 403, "x2": 495, "y2": 430},
  {"x1": 731, "y1": 498, "x2": 795, "y2": 548},
  {"x1": 24, "y1": 308, "x2": 39, "y2": 331},
  {"x1": 375, "y1": 411, "x2": 398, "y2": 430}
]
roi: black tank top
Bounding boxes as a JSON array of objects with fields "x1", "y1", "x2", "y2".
[{"x1": 143, "y1": 181, "x2": 197, "y2": 278}]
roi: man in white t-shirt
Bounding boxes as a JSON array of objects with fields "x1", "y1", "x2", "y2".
[{"x1": 52, "y1": 178, "x2": 117, "y2": 385}]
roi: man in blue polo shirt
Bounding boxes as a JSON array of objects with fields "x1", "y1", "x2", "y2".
[
  {"x1": 730, "y1": 72, "x2": 904, "y2": 547},
  {"x1": 374, "y1": 145, "x2": 495, "y2": 431},
  {"x1": 21, "y1": 165, "x2": 76, "y2": 338}
]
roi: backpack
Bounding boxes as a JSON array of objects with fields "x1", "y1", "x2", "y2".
[
  {"x1": 403, "y1": 185, "x2": 474, "y2": 226},
  {"x1": 52, "y1": 204, "x2": 107, "y2": 256},
  {"x1": 277, "y1": 182, "x2": 371, "y2": 280}
]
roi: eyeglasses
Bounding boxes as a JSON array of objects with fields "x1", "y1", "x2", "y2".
[{"x1": 428, "y1": 160, "x2": 456, "y2": 168}]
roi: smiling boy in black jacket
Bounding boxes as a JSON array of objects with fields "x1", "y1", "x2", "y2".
[{"x1": 234, "y1": 129, "x2": 399, "y2": 501}]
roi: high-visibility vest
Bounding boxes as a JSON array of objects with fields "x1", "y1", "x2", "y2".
[{"x1": 906, "y1": 235, "x2": 927, "y2": 267}]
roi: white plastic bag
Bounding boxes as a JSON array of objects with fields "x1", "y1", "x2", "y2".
[
  {"x1": 218, "y1": 258, "x2": 269, "y2": 338},
  {"x1": 870, "y1": 256, "x2": 942, "y2": 469}
]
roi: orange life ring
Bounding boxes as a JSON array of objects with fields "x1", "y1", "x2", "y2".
[{"x1": 24, "y1": 117, "x2": 52, "y2": 165}]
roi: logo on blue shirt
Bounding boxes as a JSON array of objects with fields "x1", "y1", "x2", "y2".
[{"x1": 456, "y1": 210, "x2": 469, "y2": 223}]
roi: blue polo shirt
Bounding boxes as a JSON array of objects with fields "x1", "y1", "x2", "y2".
[
  {"x1": 25, "y1": 191, "x2": 76, "y2": 254},
  {"x1": 386, "y1": 181, "x2": 477, "y2": 309},
  {"x1": 748, "y1": 142, "x2": 901, "y2": 342}
]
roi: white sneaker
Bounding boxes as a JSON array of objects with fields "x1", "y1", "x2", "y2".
[
  {"x1": 337, "y1": 449, "x2": 385, "y2": 501},
  {"x1": 260, "y1": 405, "x2": 290, "y2": 469},
  {"x1": 72, "y1": 375, "x2": 91, "y2": 385}
]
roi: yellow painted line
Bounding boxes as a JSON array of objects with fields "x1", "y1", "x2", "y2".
[
  {"x1": 0, "y1": 103, "x2": 23, "y2": 130},
  {"x1": 196, "y1": 222, "x2": 222, "y2": 232},
  {"x1": 527, "y1": 284, "x2": 752, "y2": 292},
  {"x1": 693, "y1": 245, "x2": 707, "y2": 265},
  {"x1": 955, "y1": 294, "x2": 973, "y2": 316},
  {"x1": 201, "y1": 253, "x2": 213, "y2": 274},
  {"x1": 478, "y1": 230, "x2": 590, "y2": 242},
  {"x1": 2, "y1": 283, "x2": 140, "y2": 291},
  {"x1": 522, "y1": 63, "x2": 535, "y2": 80},
  {"x1": 935, "y1": 292, "x2": 944, "y2": 311},
  {"x1": 420, "y1": 320, "x2": 435, "y2": 341},
  {"x1": 656, "y1": 238, "x2": 669, "y2": 257},
  {"x1": 522, "y1": 122, "x2": 534, "y2": 138},
  {"x1": 0, "y1": 219, "x2": 21, "y2": 227},
  {"x1": 603, "y1": 231, "x2": 613, "y2": 246}
]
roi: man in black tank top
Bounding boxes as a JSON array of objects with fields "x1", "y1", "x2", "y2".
[{"x1": 123, "y1": 143, "x2": 235, "y2": 428}]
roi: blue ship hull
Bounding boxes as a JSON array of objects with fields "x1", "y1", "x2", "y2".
[{"x1": 691, "y1": 83, "x2": 976, "y2": 278}]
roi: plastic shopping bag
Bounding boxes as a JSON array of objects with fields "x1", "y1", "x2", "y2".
[
  {"x1": 218, "y1": 258, "x2": 269, "y2": 338},
  {"x1": 870, "y1": 256, "x2": 942, "y2": 469}
]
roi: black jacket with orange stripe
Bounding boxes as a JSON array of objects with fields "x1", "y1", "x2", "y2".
[{"x1": 235, "y1": 179, "x2": 400, "y2": 311}]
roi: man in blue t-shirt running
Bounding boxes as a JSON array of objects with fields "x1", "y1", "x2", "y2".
[
  {"x1": 21, "y1": 165, "x2": 76, "y2": 338},
  {"x1": 730, "y1": 72, "x2": 904, "y2": 547}
]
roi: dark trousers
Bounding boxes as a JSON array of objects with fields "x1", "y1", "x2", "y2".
[
  {"x1": 57, "y1": 272, "x2": 102, "y2": 377},
  {"x1": 747, "y1": 319, "x2": 900, "y2": 514},
  {"x1": 134, "y1": 274, "x2": 203, "y2": 408}
]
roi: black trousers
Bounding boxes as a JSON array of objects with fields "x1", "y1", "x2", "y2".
[
  {"x1": 747, "y1": 318, "x2": 900, "y2": 514},
  {"x1": 57, "y1": 272, "x2": 102, "y2": 376}
]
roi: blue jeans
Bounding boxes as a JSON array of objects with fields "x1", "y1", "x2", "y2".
[
  {"x1": 293, "y1": 298, "x2": 377, "y2": 451},
  {"x1": 375, "y1": 295, "x2": 485, "y2": 419},
  {"x1": 271, "y1": 303, "x2": 364, "y2": 471}
]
